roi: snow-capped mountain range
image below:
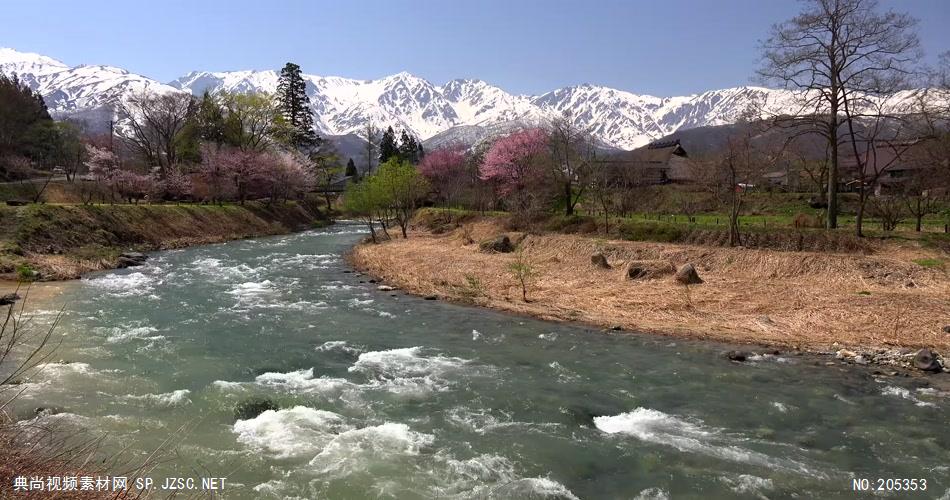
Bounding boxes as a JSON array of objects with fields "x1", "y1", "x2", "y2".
[{"x1": 0, "y1": 47, "x2": 929, "y2": 151}]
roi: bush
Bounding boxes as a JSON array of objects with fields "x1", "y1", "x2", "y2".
[
  {"x1": 617, "y1": 221, "x2": 686, "y2": 243},
  {"x1": 15, "y1": 264, "x2": 36, "y2": 281}
]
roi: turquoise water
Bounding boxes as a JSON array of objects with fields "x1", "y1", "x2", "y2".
[{"x1": 9, "y1": 224, "x2": 950, "y2": 499}]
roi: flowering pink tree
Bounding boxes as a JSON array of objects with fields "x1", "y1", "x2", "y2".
[
  {"x1": 198, "y1": 143, "x2": 236, "y2": 204},
  {"x1": 479, "y1": 128, "x2": 549, "y2": 212},
  {"x1": 84, "y1": 145, "x2": 153, "y2": 203},
  {"x1": 159, "y1": 166, "x2": 192, "y2": 202},
  {"x1": 258, "y1": 151, "x2": 314, "y2": 203},
  {"x1": 84, "y1": 145, "x2": 119, "y2": 184},
  {"x1": 113, "y1": 170, "x2": 154, "y2": 204},
  {"x1": 418, "y1": 145, "x2": 467, "y2": 206}
]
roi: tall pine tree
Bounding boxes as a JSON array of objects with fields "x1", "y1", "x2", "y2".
[
  {"x1": 395, "y1": 129, "x2": 425, "y2": 164},
  {"x1": 379, "y1": 126, "x2": 399, "y2": 164},
  {"x1": 345, "y1": 157, "x2": 358, "y2": 178},
  {"x1": 276, "y1": 62, "x2": 318, "y2": 151}
]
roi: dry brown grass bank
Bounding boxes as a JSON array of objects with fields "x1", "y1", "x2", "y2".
[
  {"x1": 0, "y1": 200, "x2": 330, "y2": 280},
  {"x1": 350, "y1": 217, "x2": 950, "y2": 354}
]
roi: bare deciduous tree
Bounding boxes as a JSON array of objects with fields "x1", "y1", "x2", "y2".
[
  {"x1": 547, "y1": 114, "x2": 596, "y2": 216},
  {"x1": 759, "y1": 0, "x2": 920, "y2": 229},
  {"x1": 117, "y1": 91, "x2": 196, "y2": 176},
  {"x1": 361, "y1": 122, "x2": 380, "y2": 175}
]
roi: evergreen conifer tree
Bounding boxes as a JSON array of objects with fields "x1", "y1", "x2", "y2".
[
  {"x1": 398, "y1": 129, "x2": 420, "y2": 164},
  {"x1": 345, "y1": 157, "x2": 358, "y2": 178},
  {"x1": 379, "y1": 126, "x2": 399, "y2": 164},
  {"x1": 276, "y1": 62, "x2": 318, "y2": 150}
]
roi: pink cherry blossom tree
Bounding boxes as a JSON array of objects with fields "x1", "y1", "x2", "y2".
[
  {"x1": 418, "y1": 145, "x2": 467, "y2": 206},
  {"x1": 479, "y1": 128, "x2": 549, "y2": 213},
  {"x1": 198, "y1": 143, "x2": 236, "y2": 204}
]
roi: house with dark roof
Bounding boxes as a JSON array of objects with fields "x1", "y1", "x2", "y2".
[
  {"x1": 839, "y1": 139, "x2": 940, "y2": 195},
  {"x1": 597, "y1": 139, "x2": 693, "y2": 185}
]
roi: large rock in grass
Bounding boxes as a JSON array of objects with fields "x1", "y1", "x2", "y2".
[
  {"x1": 623, "y1": 260, "x2": 674, "y2": 280},
  {"x1": 591, "y1": 252, "x2": 610, "y2": 269},
  {"x1": 479, "y1": 235, "x2": 514, "y2": 253},
  {"x1": 913, "y1": 348, "x2": 942, "y2": 372},
  {"x1": 675, "y1": 263, "x2": 704, "y2": 285}
]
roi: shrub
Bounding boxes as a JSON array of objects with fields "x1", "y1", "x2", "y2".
[{"x1": 15, "y1": 264, "x2": 36, "y2": 281}]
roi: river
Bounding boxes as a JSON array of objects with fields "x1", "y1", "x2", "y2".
[{"x1": 9, "y1": 224, "x2": 950, "y2": 499}]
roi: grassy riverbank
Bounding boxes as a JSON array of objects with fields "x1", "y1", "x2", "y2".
[
  {"x1": 350, "y1": 210, "x2": 950, "y2": 368},
  {"x1": 0, "y1": 199, "x2": 330, "y2": 280}
]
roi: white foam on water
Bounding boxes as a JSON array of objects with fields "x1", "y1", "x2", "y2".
[
  {"x1": 881, "y1": 386, "x2": 937, "y2": 407},
  {"x1": 227, "y1": 280, "x2": 277, "y2": 298},
  {"x1": 211, "y1": 380, "x2": 246, "y2": 391},
  {"x1": 488, "y1": 477, "x2": 580, "y2": 499},
  {"x1": 472, "y1": 329, "x2": 481, "y2": 341},
  {"x1": 189, "y1": 257, "x2": 263, "y2": 281},
  {"x1": 349, "y1": 347, "x2": 469, "y2": 380},
  {"x1": 271, "y1": 253, "x2": 337, "y2": 270},
  {"x1": 315, "y1": 341, "x2": 364, "y2": 356},
  {"x1": 594, "y1": 407, "x2": 820, "y2": 476},
  {"x1": 120, "y1": 389, "x2": 191, "y2": 407},
  {"x1": 771, "y1": 402, "x2": 789, "y2": 413},
  {"x1": 548, "y1": 361, "x2": 581, "y2": 382},
  {"x1": 86, "y1": 271, "x2": 157, "y2": 297},
  {"x1": 719, "y1": 474, "x2": 774, "y2": 496},
  {"x1": 31, "y1": 362, "x2": 118, "y2": 382},
  {"x1": 633, "y1": 487, "x2": 670, "y2": 500},
  {"x1": 538, "y1": 332, "x2": 558, "y2": 342},
  {"x1": 254, "y1": 368, "x2": 355, "y2": 395},
  {"x1": 347, "y1": 297, "x2": 375, "y2": 306},
  {"x1": 747, "y1": 353, "x2": 791, "y2": 363},
  {"x1": 307, "y1": 422, "x2": 435, "y2": 477},
  {"x1": 233, "y1": 406, "x2": 351, "y2": 459},
  {"x1": 104, "y1": 324, "x2": 159, "y2": 343}
]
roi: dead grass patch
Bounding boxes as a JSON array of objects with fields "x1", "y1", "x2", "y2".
[{"x1": 352, "y1": 218, "x2": 950, "y2": 353}]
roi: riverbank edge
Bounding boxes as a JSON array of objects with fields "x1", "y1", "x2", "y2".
[
  {"x1": 0, "y1": 200, "x2": 333, "y2": 282},
  {"x1": 348, "y1": 249, "x2": 948, "y2": 382},
  {"x1": 347, "y1": 221, "x2": 950, "y2": 379}
]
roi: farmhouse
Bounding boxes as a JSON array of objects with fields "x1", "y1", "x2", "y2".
[{"x1": 599, "y1": 139, "x2": 693, "y2": 185}]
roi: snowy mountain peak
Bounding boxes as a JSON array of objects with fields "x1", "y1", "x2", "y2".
[
  {"x1": 0, "y1": 47, "x2": 67, "y2": 70},
  {"x1": 2, "y1": 47, "x2": 933, "y2": 150}
]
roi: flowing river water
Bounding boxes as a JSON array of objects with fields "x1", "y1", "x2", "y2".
[{"x1": 8, "y1": 224, "x2": 950, "y2": 499}]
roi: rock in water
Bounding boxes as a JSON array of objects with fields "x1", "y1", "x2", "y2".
[
  {"x1": 116, "y1": 252, "x2": 148, "y2": 268},
  {"x1": 479, "y1": 235, "x2": 514, "y2": 253},
  {"x1": 724, "y1": 350, "x2": 749, "y2": 362},
  {"x1": 913, "y1": 348, "x2": 941, "y2": 372},
  {"x1": 234, "y1": 397, "x2": 278, "y2": 421},
  {"x1": 116, "y1": 257, "x2": 144, "y2": 268},
  {"x1": 590, "y1": 252, "x2": 610, "y2": 269},
  {"x1": 0, "y1": 293, "x2": 20, "y2": 306},
  {"x1": 675, "y1": 263, "x2": 703, "y2": 285}
]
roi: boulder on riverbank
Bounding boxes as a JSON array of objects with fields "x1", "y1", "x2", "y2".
[
  {"x1": 116, "y1": 252, "x2": 148, "y2": 268},
  {"x1": 913, "y1": 348, "x2": 942, "y2": 372},
  {"x1": 0, "y1": 293, "x2": 20, "y2": 306},
  {"x1": 622, "y1": 260, "x2": 674, "y2": 280},
  {"x1": 479, "y1": 235, "x2": 514, "y2": 253},
  {"x1": 675, "y1": 263, "x2": 704, "y2": 285}
]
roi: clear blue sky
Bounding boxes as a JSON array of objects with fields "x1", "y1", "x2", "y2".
[{"x1": 2, "y1": 0, "x2": 947, "y2": 96}]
